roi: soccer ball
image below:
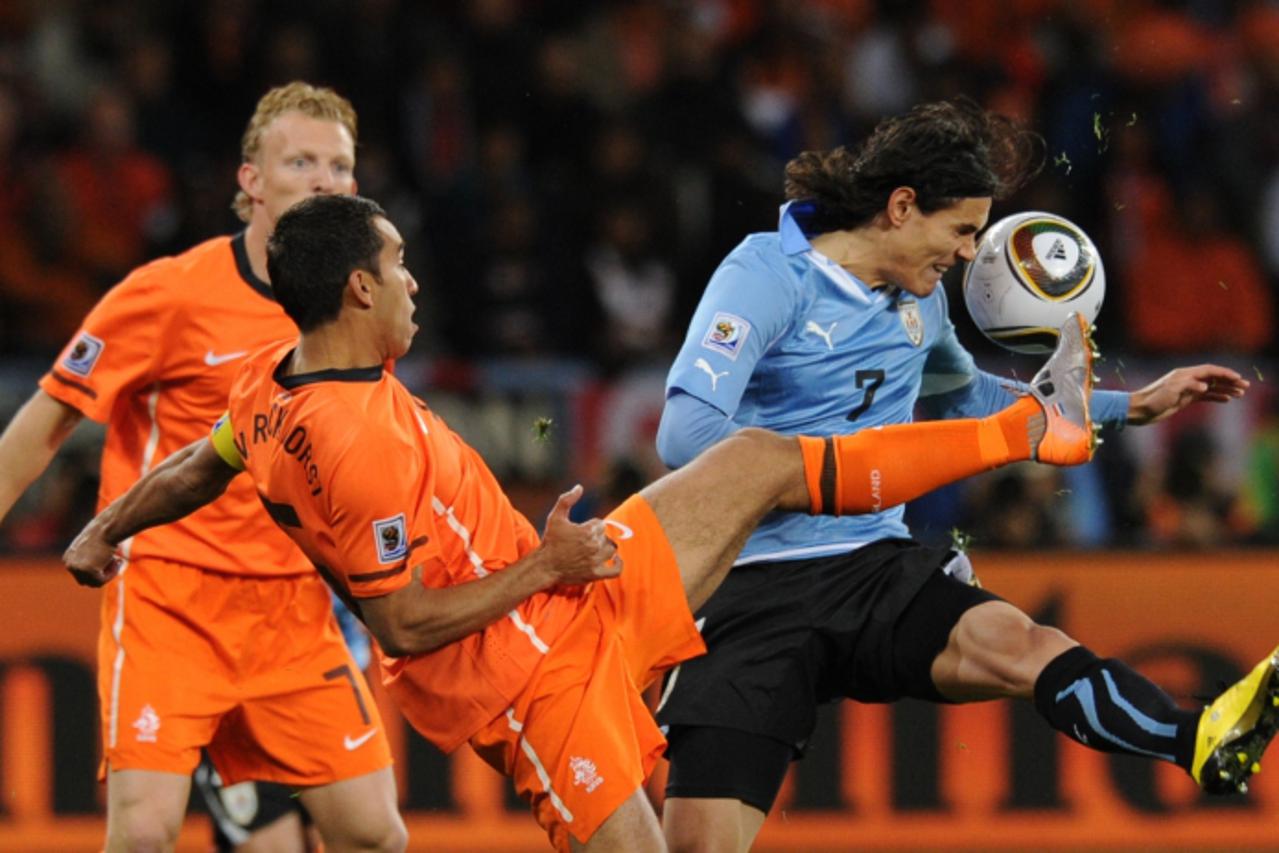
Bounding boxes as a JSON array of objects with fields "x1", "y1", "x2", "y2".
[{"x1": 962, "y1": 211, "x2": 1105, "y2": 354}]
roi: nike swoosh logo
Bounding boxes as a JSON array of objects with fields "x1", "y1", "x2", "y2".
[
  {"x1": 602, "y1": 520, "x2": 634, "y2": 540},
  {"x1": 204, "y1": 350, "x2": 249, "y2": 367},
  {"x1": 343, "y1": 729, "x2": 378, "y2": 751}
]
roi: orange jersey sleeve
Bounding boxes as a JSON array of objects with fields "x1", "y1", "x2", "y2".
[
  {"x1": 40, "y1": 256, "x2": 173, "y2": 423},
  {"x1": 38, "y1": 235, "x2": 309, "y2": 577}
]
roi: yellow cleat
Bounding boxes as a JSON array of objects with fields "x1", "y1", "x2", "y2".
[{"x1": 1191, "y1": 645, "x2": 1279, "y2": 795}]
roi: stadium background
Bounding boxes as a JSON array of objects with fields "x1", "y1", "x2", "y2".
[{"x1": 0, "y1": 0, "x2": 1277, "y2": 849}]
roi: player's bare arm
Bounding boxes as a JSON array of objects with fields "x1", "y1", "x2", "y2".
[
  {"x1": 1125, "y1": 364, "x2": 1250, "y2": 425},
  {"x1": 359, "y1": 485, "x2": 620, "y2": 657},
  {"x1": 0, "y1": 389, "x2": 84, "y2": 521},
  {"x1": 63, "y1": 438, "x2": 240, "y2": 587}
]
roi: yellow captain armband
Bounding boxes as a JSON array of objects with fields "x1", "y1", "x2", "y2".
[{"x1": 209, "y1": 411, "x2": 246, "y2": 471}]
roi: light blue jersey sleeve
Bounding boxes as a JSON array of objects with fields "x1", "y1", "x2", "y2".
[
  {"x1": 662, "y1": 240, "x2": 799, "y2": 466},
  {"x1": 656, "y1": 390, "x2": 735, "y2": 468}
]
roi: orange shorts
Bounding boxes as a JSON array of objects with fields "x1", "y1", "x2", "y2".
[
  {"x1": 469, "y1": 495, "x2": 705, "y2": 851},
  {"x1": 98, "y1": 557, "x2": 391, "y2": 786}
]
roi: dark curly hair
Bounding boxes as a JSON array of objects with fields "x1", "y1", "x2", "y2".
[
  {"x1": 267, "y1": 195, "x2": 387, "y2": 332},
  {"x1": 783, "y1": 98, "x2": 1043, "y2": 234}
]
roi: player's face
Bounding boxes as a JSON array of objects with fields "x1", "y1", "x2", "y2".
[
  {"x1": 371, "y1": 217, "x2": 419, "y2": 359},
  {"x1": 241, "y1": 111, "x2": 357, "y2": 226},
  {"x1": 890, "y1": 196, "x2": 991, "y2": 297}
]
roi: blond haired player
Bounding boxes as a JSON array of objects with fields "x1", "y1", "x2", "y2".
[{"x1": 0, "y1": 85, "x2": 404, "y2": 851}]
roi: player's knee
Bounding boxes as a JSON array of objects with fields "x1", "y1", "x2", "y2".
[
  {"x1": 714, "y1": 428, "x2": 796, "y2": 486},
  {"x1": 106, "y1": 804, "x2": 182, "y2": 853},
  {"x1": 728, "y1": 427, "x2": 787, "y2": 455},
  {"x1": 663, "y1": 800, "x2": 751, "y2": 853},
  {"x1": 666, "y1": 824, "x2": 746, "y2": 853},
  {"x1": 953, "y1": 602, "x2": 1074, "y2": 693},
  {"x1": 331, "y1": 813, "x2": 408, "y2": 852}
]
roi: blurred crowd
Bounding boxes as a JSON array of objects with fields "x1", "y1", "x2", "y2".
[{"x1": 0, "y1": 0, "x2": 1277, "y2": 553}]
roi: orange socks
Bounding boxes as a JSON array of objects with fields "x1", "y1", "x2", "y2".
[{"x1": 800, "y1": 397, "x2": 1043, "y2": 515}]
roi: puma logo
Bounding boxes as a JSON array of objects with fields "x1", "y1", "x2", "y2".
[
  {"x1": 694, "y1": 358, "x2": 728, "y2": 392},
  {"x1": 805, "y1": 320, "x2": 837, "y2": 350}
]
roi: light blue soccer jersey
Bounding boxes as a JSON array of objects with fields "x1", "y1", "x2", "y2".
[{"x1": 663, "y1": 201, "x2": 1126, "y2": 564}]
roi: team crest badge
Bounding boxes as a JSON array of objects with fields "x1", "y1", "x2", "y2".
[
  {"x1": 132, "y1": 704, "x2": 160, "y2": 743},
  {"x1": 372, "y1": 513, "x2": 409, "y2": 564},
  {"x1": 898, "y1": 299, "x2": 924, "y2": 347},
  {"x1": 61, "y1": 332, "x2": 105, "y2": 378},
  {"x1": 569, "y1": 756, "x2": 605, "y2": 793},
  {"x1": 701, "y1": 312, "x2": 751, "y2": 360}
]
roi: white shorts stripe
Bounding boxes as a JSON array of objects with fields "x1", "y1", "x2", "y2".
[
  {"x1": 108, "y1": 386, "x2": 163, "y2": 750},
  {"x1": 506, "y1": 708, "x2": 573, "y2": 824}
]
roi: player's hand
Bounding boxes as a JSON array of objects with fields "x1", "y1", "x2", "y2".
[
  {"x1": 539, "y1": 485, "x2": 622, "y2": 587},
  {"x1": 1127, "y1": 365, "x2": 1249, "y2": 426},
  {"x1": 63, "y1": 521, "x2": 123, "y2": 588}
]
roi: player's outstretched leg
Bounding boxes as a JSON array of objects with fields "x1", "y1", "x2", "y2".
[
  {"x1": 1192, "y1": 645, "x2": 1279, "y2": 794},
  {"x1": 800, "y1": 311, "x2": 1096, "y2": 518}
]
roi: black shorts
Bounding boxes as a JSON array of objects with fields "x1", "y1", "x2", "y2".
[
  {"x1": 193, "y1": 754, "x2": 308, "y2": 851},
  {"x1": 658, "y1": 539, "x2": 999, "y2": 809}
]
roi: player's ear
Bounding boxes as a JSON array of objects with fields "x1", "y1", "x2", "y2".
[
  {"x1": 348, "y1": 269, "x2": 376, "y2": 309},
  {"x1": 237, "y1": 161, "x2": 261, "y2": 205},
  {"x1": 886, "y1": 187, "x2": 917, "y2": 226}
]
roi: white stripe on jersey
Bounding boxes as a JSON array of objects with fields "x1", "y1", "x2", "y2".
[{"x1": 430, "y1": 496, "x2": 551, "y2": 654}]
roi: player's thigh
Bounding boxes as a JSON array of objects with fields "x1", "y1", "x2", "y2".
[
  {"x1": 655, "y1": 559, "x2": 826, "y2": 749},
  {"x1": 600, "y1": 495, "x2": 706, "y2": 689},
  {"x1": 470, "y1": 611, "x2": 669, "y2": 851},
  {"x1": 98, "y1": 562, "x2": 240, "y2": 776},
  {"x1": 297, "y1": 767, "x2": 405, "y2": 851},
  {"x1": 105, "y1": 768, "x2": 191, "y2": 849},
  {"x1": 209, "y1": 603, "x2": 391, "y2": 787},
  {"x1": 569, "y1": 786, "x2": 663, "y2": 853},
  {"x1": 662, "y1": 725, "x2": 789, "y2": 853},
  {"x1": 837, "y1": 550, "x2": 999, "y2": 704},
  {"x1": 638, "y1": 429, "x2": 802, "y2": 607}
]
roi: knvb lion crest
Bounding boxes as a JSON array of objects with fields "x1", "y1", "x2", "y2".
[
  {"x1": 132, "y1": 704, "x2": 160, "y2": 743},
  {"x1": 898, "y1": 299, "x2": 924, "y2": 347},
  {"x1": 569, "y1": 756, "x2": 604, "y2": 793}
]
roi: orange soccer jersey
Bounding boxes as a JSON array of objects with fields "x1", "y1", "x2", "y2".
[
  {"x1": 39, "y1": 234, "x2": 308, "y2": 576},
  {"x1": 215, "y1": 342, "x2": 582, "y2": 751}
]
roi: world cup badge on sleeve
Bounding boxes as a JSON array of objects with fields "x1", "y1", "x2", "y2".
[
  {"x1": 373, "y1": 513, "x2": 409, "y2": 564},
  {"x1": 701, "y1": 312, "x2": 751, "y2": 360},
  {"x1": 61, "y1": 332, "x2": 105, "y2": 377}
]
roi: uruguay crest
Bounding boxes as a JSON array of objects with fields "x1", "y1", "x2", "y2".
[{"x1": 898, "y1": 299, "x2": 924, "y2": 347}]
